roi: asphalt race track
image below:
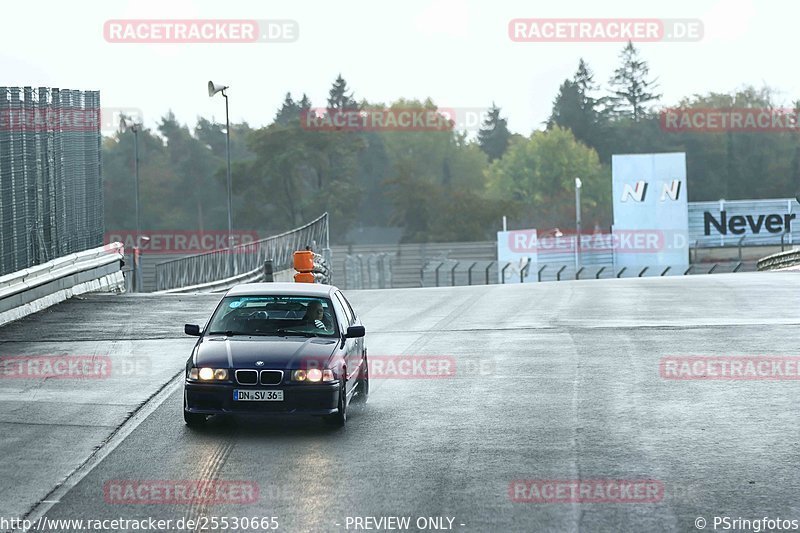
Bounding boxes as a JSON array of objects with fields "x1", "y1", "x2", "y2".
[{"x1": 2, "y1": 272, "x2": 800, "y2": 532}]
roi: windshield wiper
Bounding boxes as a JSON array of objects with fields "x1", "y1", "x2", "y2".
[{"x1": 275, "y1": 329, "x2": 317, "y2": 338}]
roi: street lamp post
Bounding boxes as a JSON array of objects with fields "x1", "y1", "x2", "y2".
[
  {"x1": 120, "y1": 117, "x2": 143, "y2": 291},
  {"x1": 208, "y1": 81, "x2": 234, "y2": 276},
  {"x1": 575, "y1": 177, "x2": 582, "y2": 268}
]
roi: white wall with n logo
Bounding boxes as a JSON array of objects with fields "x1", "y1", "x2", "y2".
[{"x1": 612, "y1": 153, "x2": 689, "y2": 270}]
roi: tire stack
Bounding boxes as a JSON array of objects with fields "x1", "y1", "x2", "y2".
[{"x1": 293, "y1": 250, "x2": 330, "y2": 284}]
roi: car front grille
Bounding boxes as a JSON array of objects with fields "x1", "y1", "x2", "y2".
[
  {"x1": 235, "y1": 369, "x2": 259, "y2": 385},
  {"x1": 260, "y1": 370, "x2": 284, "y2": 385}
]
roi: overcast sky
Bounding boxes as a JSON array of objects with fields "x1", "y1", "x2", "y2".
[{"x1": 1, "y1": 0, "x2": 794, "y2": 136}]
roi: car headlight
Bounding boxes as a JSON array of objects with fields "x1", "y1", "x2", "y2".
[
  {"x1": 292, "y1": 369, "x2": 336, "y2": 382},
  {"x1": 188, "y1": 367, "x2": 228, "y2": 381}
]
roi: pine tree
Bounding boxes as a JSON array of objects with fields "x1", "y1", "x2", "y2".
[
  {"x1": 608, "y1": 41, "x2": 661, "y2": 121},
  {"x1": 548, "y1": 59, "x2": 608, "y2": 159},
  {"x1": 477, "y1": 103, "x2": 511, "y2": 162},
  {"x1": 327, "y1": 74, "x2": 359, "y2": 110},
  {"x1": 274, "y1": 93, "x2": 300, "y2": 125}
]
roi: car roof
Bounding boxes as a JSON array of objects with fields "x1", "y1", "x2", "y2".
[{"x1": 225, "y1": 282, "x2": 339, "y2": 298}]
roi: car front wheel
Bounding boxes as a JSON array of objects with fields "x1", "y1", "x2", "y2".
[{"x1": 353, "y1": 353, "x2": 369, "y2": 404}]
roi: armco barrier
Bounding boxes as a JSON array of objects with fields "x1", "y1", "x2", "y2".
[
  {"x1": 0, "y1": 243, "x2": 125, "y2": 327},
  {"x1": 156, "y1": 266, "x2": 294, "y2": 294},
  {"x1": 757, "y1": 248, "x2": 800, "y2": 271}
]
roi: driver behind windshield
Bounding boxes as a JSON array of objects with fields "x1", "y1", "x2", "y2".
[{"x1": 301, "y1": 300, "x2": 331, "y2": 329}]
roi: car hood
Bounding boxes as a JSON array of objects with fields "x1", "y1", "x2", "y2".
[{"x1": 194, "y1": 336, "x2": 338, "y2": 370}]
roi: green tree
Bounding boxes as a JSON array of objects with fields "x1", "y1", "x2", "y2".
[
  {"x1": 486, "y1": 127, "x2": 610, "y2": 229},
  {"x1": 104, "y1": 124, "x2": 178, "y2": 232},
  {"x1": 327, "y1": 74, "x2": 359, "y2": 110},
  {"x1": 608, "y1": 41, "x2": 661, "y2": 121},
  {"x1": 158, "y1": 111, "x2": 229, "y2": 230},
  {"x1": 658, "y1": 87, "x2": 796, "y2": 201},
  {"x1": 232, "y1": 119, "x2": 365, "y2": 237},
  {"x1": 477, "y1": 103, "x2": 511, "y2": 162},
  {"x1": 274, "y1": 93, "x2": 300, "y2": 125},
  {"x1": 549, "y1": 59, "x2": 611, "y2": 161}
]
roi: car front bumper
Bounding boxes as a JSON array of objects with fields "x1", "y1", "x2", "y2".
[{"x1": 184, "y1": 381, "x2": 340, "y2": 416}]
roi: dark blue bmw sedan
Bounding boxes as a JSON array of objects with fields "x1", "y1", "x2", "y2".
[{"x1": 182, "y1": 283, "x2": 368, "y2": 427}]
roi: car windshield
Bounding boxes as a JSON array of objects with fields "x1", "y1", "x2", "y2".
[{"x1": 206, "y1": 295, "x2": 337, "y2": 338}]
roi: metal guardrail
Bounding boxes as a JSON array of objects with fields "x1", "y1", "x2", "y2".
[
  {"x1": 691, "y1": 231, "x2": 794, "y2": 264},
  {"x1": 343, "y1": 253, "x2": 393, "y2": 289},
  {"x1": 0, "y1": 243, "x2": 125, "y2": 327},
  {"x1": 757, "y1": 248, "x2": 800, "y2": 271},
  {"x1": 154, "y1": 214, "x2": 329, "y2": 291}
]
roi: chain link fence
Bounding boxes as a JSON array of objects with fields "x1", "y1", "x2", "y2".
[
  {"x1": 154, "y1": 213, "x2": 330, "y2": 291},
  {"x1": 343, "y1": 253, "x2": 393, "y2": 289},
  {"x1": 0, "y1": 87, "x2": 103, "y2": 276}
]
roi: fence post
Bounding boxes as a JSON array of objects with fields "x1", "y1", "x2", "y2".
[
  {"x1": 556, "y1": 265, "x2": 567, "y2": 281},
  {"x1": 520, "y1": 258, "x2": 531, "y2": 283},
  {"x1": 595, "y1": 266, "x2": 605, "y2": 279},
  {"x1": 501, "y1": 263, "x2": 511, "y2": 284},
  {"x1": 435, "y1": 262, "x2": 444, "y2": 287},
  {"x1": 537, "y1": 265, "x2": 547, "y2": 282},
  {"x1": 485, "y1": 261, "x2": 495, "y2": 285},
  {"x1": 263, "y1": 260, "x2": 274, "y2": 282},
  {"x1": 451, "y1": 262, "x2": 460, "y2": 287},
  {"x1": 467, "y1": 262, "x2": 477, "y2": 285},
  {"x1": 616, "y1": 267, "x2": 627, "y2": 278}
]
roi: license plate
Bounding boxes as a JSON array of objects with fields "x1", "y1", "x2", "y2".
[{"x1": 233, "y1": 389, "x2": 284, "y2": 401}]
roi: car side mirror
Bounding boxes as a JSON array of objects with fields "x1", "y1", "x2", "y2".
[
  {"x1": 184, "y1": 324, "x2": 201, "y2": 336},
  {"x1": 345, "y1": 325, "x2": 365, "y2": 338}
]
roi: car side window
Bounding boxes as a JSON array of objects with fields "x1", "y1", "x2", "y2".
[
  {"x1": 334, "y1": 292, "x2": 354, "y2": 325},
  {"x1": 328, "y1": 294, "x2": 347, "y2": 331},
  {"x1": 337, "y1": 291, "x2": 357, "y2": 321}
]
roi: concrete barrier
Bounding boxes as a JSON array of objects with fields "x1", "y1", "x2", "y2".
[
  {"x1": 0, "y1": 243, "x2": 125, "y2": 327},
  {"x1": 757, "y1": 248, "x2": 800, "y2": 271}
]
